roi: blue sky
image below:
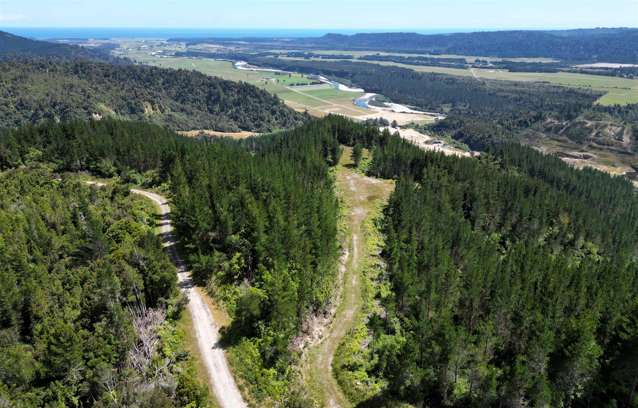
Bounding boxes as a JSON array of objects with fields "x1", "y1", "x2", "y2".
[{"x1": 1, "y1": 0, "x2": 636, "y2": 29}]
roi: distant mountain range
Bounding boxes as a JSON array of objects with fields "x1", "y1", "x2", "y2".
[{"x1": 174, "y1": 28, "x2": 638, "y2": 64}]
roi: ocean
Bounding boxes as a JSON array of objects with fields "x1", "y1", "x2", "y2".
[{"x1": 1, "y1": 27, "x2": 479, "y2": 40}]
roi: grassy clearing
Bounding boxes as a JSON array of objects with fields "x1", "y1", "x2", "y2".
[
  {"x1": 302, "y1": 147, "x2": 394, "y2": 407},
  {"x1": 332, "y1": 154, "x2": 394, "y2": 405},
  {"x1": 278, "y1": 86, "x2": 368, "y2": 116},
  {"x1": 597, "y1": 89, "x2": 638, "y2": 105},
  {"x1": 268, "y1": 72, "x2": 319, "y2": 86}
]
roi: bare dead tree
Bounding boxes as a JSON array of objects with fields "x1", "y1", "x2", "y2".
[{"x1": 127, "y1": 303, "x2": 166, "y2": 376}]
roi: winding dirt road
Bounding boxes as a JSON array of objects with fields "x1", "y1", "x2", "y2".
[
  {"x1": 88, "y1": 182, "x2": 246, "y2": 408},
  {"x1": 132, "y1": 189, "x2": 247, "y2": 408}
]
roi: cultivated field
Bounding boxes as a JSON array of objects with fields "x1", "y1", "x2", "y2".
[
  {"x1": 279, "y1": 86, "x2": 368, "y2": 116},
  {"x1": 133, "y1": 53, "x2": 441, "y2": 121},
  {"x1": 280, "y1": 56, "x2": 638, "y2": 105},
  {"x1": 133, "y1": 55, "x2": 311, "y2": 89},
  {"x1": 129, "y1": 54, "x2": 372, "y2": 117}
]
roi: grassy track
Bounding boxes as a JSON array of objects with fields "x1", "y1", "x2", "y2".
[{"x1": 302, "y1": 148, "x2": 394, "y2": 407}]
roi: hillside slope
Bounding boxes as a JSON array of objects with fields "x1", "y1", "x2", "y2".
[
  {"x1": 0, "y1": 59, "x2": 305, "y2": 131},
  {"x1": 0, "y1": 30, "x2": 113, "y2": 61}
]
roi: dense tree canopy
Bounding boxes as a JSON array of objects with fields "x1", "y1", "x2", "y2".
[
  {"x1": 0, "y1": 59, "x2": 305, "y2": 132},
  {"x1": 1, "y1": 115, "x2": 637, "y2": 406},
  {"x1": 210, "y1": 28, "x2": 638, "y2": 63},
  {"x1": 0, "y1": 168, "x2": 209, "y2": 407},
  {"x1": 331, "y1": 124, "x2": 638, "y2": 407},
  {"x1": 0, "y1": 118, "x2": 345, "y2": 404}
]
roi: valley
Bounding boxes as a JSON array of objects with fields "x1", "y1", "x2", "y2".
[
  {"x1": 279, "y1": 55, "x2": 638, "y2": 105},
  {"x1": 107, "y1": 38, "x2": 637, "y2": 184},
  {"x1": 127, "y1": 47, "x2": 437, "y2": 123},
  {"x1": 1, "y1": 21, "x2": 638, "y2": 408}
]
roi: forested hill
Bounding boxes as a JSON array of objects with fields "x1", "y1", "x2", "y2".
[
  {"x1": 0, "y1": 30, "x2": 113, "y2": 61},
  {"x1": 304, "y1": 29, "x2": 638, "y2": 63},
  {"x1": 325, "y1": 117, "x2": 638, "y2": 407},
  {"x1": 312, "y1": 29, "x2": 638, "y2": 63},
  {"x1": 0, "y1": 118, "x2": 342, "y2": 406},
  {"x1": 197, "y1": 28, "x2": 638, "y2": 63},
  {"x1": 0, "y1": 59, "x2": 306, "y2": 131},
  {"x1": 0, "y1": 116, "x2": 637, "y2": 405}
]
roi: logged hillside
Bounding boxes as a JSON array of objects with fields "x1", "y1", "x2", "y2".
[
  {"x1": 0, "y1": 59, "x2": 306, "y2": 132},
  {"x1": 0, "y1": 30, "x2": 113, "y2": 61}
]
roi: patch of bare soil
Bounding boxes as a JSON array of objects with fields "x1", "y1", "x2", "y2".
[
  {"x1": 358, "y1": 111, "x2": 436, "y2": 126},
  {"x1": 178, "y1": 129, "x2": 257, "y2": 139},
  {"x1": 291, "y1": 247, "x2": 350, "y2": 353},
  {"x1": 385, "y1": 126, "x2": 474, "y2": 158},
  {"x1": 555, "y1": 151, "x2": 596, "y2": 160}
]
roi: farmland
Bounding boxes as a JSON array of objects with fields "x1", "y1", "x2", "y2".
[
  {"x1": 278, "y1": 86, "x2": 368, "y2": 116},
  {"x1": 280, "y1": 55, "x2": 638, "y2": 105},
  {"x1": 128, "y1": 52, "x2": 432, "y2": 121},
  {"x1": 130, "y1": 54, "x2": 370, "y2": 116},
  {"x1": 306, "y1": 49, "x2": 559, "y2": 63},
  {"x1": 132, "y1": 55, "x2": 314, "y2": 90}
]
